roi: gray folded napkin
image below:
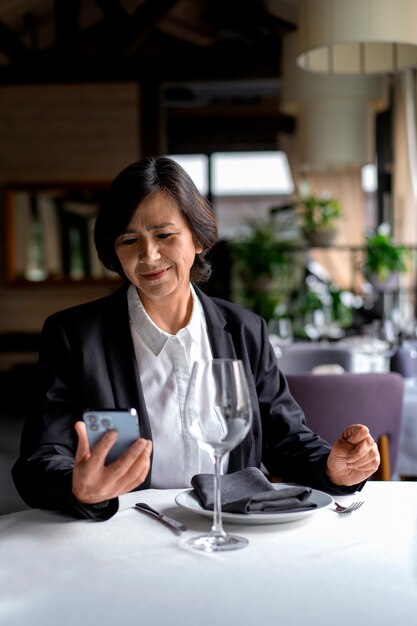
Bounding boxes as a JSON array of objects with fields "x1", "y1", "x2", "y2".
[{"x1": 191, "y1": 467, "x2": 317, "y2": 514}]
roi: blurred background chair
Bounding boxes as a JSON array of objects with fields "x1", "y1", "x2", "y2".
[
  {"x1": 278, "y1": 343, "x2": 354, "y2": 375},
  {"x1": 390, "y1": 343, "x2": 417, "y2": 379},
  {"x1": 286, "y1": 372, "x2": 404, "y2": 480}
]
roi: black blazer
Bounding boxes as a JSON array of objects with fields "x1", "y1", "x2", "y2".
[{"x1": 12, "y1": 284, "x2": 357, "y2": 519}]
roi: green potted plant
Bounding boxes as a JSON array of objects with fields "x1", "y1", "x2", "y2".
[
  {"x1": 271, "y1": 190, "x2": 342, "y2": 246},
  {"x1": 284, "y1": 275, "x2": 354, "y2": 340},
  {"x1": 230, "y1": 215, "x2": 302, "y2": 321},
  {"x1": 363, "y1": 223, "x2": 411, "y2": 291}
]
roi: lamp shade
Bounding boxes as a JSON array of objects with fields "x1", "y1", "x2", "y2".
[
  {"x1": 282, "y1": 32, "x2": 388, "y2": 171},
  {"x1": 296, "y1": 0, "x2": 417, "y2": 74}
]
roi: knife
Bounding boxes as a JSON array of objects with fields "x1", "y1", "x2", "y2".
[{"x1": 134, "y1": 502, "x2": 188, "y2": 532}]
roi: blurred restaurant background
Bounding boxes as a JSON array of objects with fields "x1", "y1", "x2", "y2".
[{"x1": 2, "y1": 0, "x2": 417, "y2": 511}]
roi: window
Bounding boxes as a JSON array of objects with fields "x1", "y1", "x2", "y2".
[
  {"x1": 361, "y1": 163, "x2": 378, "y2": 193},
  {"x1": 169, "y1": 151, "x2": 295, "y2": 239},
  {"x1": 168, "y1": 154, "x2": 208, "y2": 194},
  {"x1": 212, "y1": 152, "x2": 294, "y2": 195}
]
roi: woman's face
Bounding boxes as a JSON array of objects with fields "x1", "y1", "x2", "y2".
[{"x1": 114, "y1": 191, "x2": 202, "y2": 305}]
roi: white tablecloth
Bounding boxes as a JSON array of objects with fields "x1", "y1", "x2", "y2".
[{"x1": 1, "y1": 482, "x2": 416, "y2": 626}]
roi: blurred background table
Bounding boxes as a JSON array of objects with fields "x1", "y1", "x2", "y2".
[{"x1": 396, "y1": 379, "x2": 417, "y2": 479}]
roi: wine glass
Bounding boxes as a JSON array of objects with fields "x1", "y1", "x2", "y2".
[
  {"x1": 303, "y1": 310, "x2": 322, "y2": 341},
  {"x1": 268, "y1": 317, "x2": 293, "y2": 358},
  {"x1": 304, "y1": 308, "x2": 344, "y2": 342},
  {"x1": 368, "y1": 319, "x2": 398, "y2": 371},
  {"x1": 184, "y1": 359, "x2": 253, "y2": 552}
]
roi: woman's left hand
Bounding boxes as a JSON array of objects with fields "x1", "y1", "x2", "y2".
[{"x1": 326, "y1": 423, "x2": 380, "y2": 486}]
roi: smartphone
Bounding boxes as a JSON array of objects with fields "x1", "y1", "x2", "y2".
[{"x1": 82, "y1": 408, "x2": 140, "y2": 465}]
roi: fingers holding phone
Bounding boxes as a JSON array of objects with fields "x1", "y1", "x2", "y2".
[
  {"x1": 83, "y1": 409, "x2": 141, "y2": 464},
  {"x1": 72, "y1": 409, "x2": 152, "y2": 504},
  {"x1": 74, "y1": 420, "x2": 118, "y2": 465}
]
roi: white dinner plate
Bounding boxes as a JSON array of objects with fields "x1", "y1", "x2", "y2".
[{"x1": 175, "y1": 484, "x2": 334, "y2": 525}]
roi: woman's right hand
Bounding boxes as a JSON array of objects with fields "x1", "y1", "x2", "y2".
[{"x1": 72, "y1": 421, "x2": 152, "y2": 505}]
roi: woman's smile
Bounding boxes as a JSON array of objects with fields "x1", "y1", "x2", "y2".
[{"x1": 141, "y1": 268, "x2": 170, "y2": 281}]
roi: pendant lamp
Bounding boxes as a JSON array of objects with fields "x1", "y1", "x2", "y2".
[
  {"x1": 296, "y1": 0, "x2": 417, "y2": 74},
  {"x1": 282, "y1": 32, "x2": 388, "y2": 171}
]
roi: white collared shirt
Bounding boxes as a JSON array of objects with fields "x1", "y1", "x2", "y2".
[{"x1": 127, "y1": 284, "x2": 224, "y2": 488}]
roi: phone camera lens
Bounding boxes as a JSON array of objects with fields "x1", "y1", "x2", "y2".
[{"x1": 101, "y1": 418, "x2": 112, "y2": 429}]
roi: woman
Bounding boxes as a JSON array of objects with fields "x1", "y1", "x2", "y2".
[{"x1": 12, "y1": 157, "x2": 379, "y2": 520}]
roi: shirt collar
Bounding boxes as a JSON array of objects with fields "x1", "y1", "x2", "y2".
[{"x1": 127, "y1": 284, "x2": 203, "y2": 356}]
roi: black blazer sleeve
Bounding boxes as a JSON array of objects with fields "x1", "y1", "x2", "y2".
[
  {"x1": 12, "y1": 285, "x2": 154, "y2": 520},
  {"x1": 12, "y1": 312, "x2": 119, "y2": 520}
]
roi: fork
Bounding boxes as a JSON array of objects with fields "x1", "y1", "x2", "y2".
[{"x1": 333, "y1": 501, "x2": 364, "y2": 514}]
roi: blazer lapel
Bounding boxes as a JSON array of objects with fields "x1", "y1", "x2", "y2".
[
  {"x1": 102, "y1": 286, "x2": 153, "y2": 487},
  {"x1": 194, "y1": 286, "x2": 237, "y2": 359}
]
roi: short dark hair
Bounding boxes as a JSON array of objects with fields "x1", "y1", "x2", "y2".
[{"x1": 94, "y1": 157, "x2": 219, "y2": 283}]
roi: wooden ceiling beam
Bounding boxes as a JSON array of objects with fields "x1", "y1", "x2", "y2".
[
  {"x1": 11, "y1": 0, "x2": 180, "y2": 72},
  {"x1": 94, "y1": 0, "x2": 127, "y2": 22},
  {"x1": 89, "y1": 0, "x2": 182, "y2": 58},
  {"x1": 0, "y1": 20, "x2": 31, "y2": 64},
  {"x1": 54, "y1": 0, "x2": 81, "y2": 52},
  {"x1": 157, "y1": 0, "x2": 217, "y2": 47},
  {"x1": 0, "y1": 0, "x2": 288, "y2": 84},
  {"x1": 120, "y1": 0, "x2": 182, "y2": 55}
]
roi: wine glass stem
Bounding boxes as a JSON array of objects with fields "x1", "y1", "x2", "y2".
[{"x1": 210, "y1": 452, "x2": 227, "y2": 539}]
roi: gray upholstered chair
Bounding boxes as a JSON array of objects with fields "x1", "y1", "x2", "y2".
[
  {"x1": 278, "y1": 344, "x2": 354, "y2": 375},
  {"x1": 390, "y1": 344, "x2": 417, "y2": 378},
  {"x1": 286, "y1": 372, "x2": 404, "y2": 480}
]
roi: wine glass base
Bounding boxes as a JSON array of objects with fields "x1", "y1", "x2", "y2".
[{"x1": 184, "y1": 533, "x2": 249, "y2": 552}]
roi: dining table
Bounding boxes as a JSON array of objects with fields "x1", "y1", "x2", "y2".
[{"x1": 1, "y1": 481, "x2": 416, "y2": 626}]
